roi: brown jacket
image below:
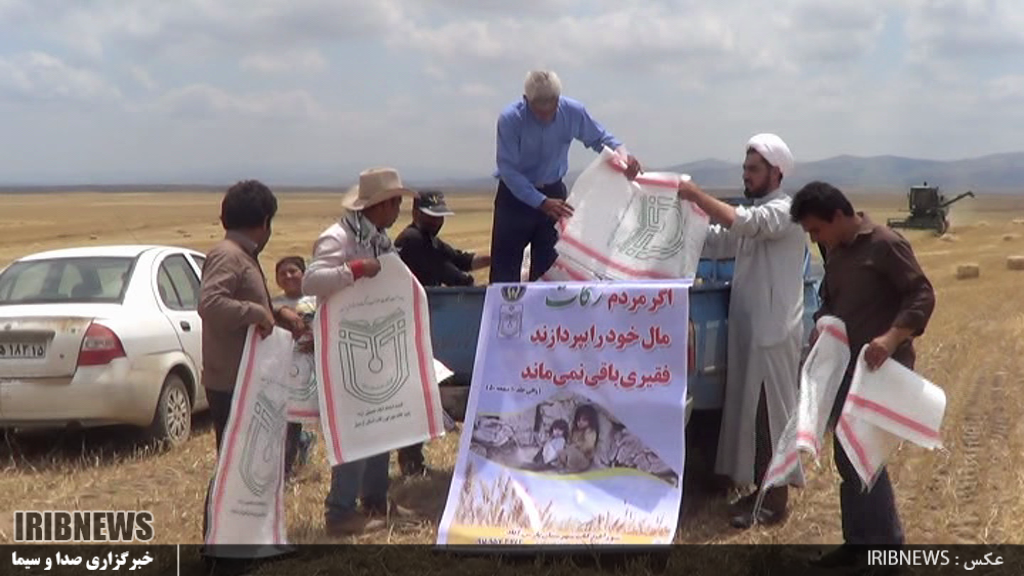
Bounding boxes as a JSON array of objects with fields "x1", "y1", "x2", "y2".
[{"x1": 198, "y1": 232, "x2": 273, "y2": 392}]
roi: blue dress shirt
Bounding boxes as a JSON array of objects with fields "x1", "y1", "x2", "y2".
[{"x1": 495, "y1": 96, "x2": 622, "y2": 208}]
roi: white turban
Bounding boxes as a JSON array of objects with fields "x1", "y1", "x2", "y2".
[{"x1": 746, "y1": 133, "x2": 793, "y2": 177}]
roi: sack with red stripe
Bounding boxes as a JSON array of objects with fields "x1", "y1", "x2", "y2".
[
  {"x1": 313, "y1": 252, "x2": 445, "y2": 466},
  {"x1": 836, "y1": 344, "x2": 946, "y2": 491},
  {"x1": 554, "y1": 147, "x2": 709, "y2": 281},
  {"x1": 753, "y1": 316, "x2": 850, "y2": 517},
  {"x1": 539, "y1": 255, "x2": 602, "y2": 282},
  {"x1": 206, "y1": 325, "x2": 293, "y2": 546}
]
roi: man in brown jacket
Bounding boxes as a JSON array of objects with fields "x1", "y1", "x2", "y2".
[
  {"x1": 790, "y1": 181, "x2": 936, "y2": 570},
  {"x1": 197, "y1": 179, "x2": 303, "y2": 545}
]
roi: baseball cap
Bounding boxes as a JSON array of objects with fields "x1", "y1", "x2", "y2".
[{"x1": 414, "y1": 191, "x2": 455, "y2": 217}]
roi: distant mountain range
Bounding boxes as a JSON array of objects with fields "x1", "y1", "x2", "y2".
[
  {"x1": 2, "y1": 152, "x2": 1024, "y2": 193},
  {"x1": 418, "y1": 152, "x2": 1024, "y2": 194}
]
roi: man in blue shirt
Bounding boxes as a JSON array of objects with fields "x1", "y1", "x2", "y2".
[{"x1": 490, "y1": 70, "x2": 642, "y2": 282}]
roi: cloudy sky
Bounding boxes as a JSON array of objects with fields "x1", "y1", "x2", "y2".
[{"x1": 0, "y1": 0, "x2": 1022, "y2": 185}]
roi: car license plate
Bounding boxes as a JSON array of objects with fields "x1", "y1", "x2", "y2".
[{"x1": 0, "y1": 342, "x2": 46, "y2": 359}]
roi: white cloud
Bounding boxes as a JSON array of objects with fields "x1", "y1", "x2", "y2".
[
  {"x1": 779, "y1": 1, "x2": 888, "y2": 65},
  {"x1": 153, "y1": 84, "x2": 321, "y2": 120},
  {"x1": 458, "y1": 82, "x2": 497, "y2": 98},
  {"x1": 988, "y1": 75, "x2": 1024, "y2": 103},
  {"x1": 395, "y1": 0, "x2": 891, "y2": 83},
  {"x1": 130, "y1": 66, "x2": 157, "y2": 90},
  {"x1": 905, "y1": 0, "x2": 1024, "y2": 64},
  {"x1": 240, "y1": 48, "x2": 328, "y2": 74},
  {"x1": 22, "y1": 0, "x2": 408, "y2": 59},
  {"x1": 0, "y1": 0, "x2": 1021, "y2": 184},
  {"x1": 0, "y1": 52, "x2": 121, "y2": 101}
]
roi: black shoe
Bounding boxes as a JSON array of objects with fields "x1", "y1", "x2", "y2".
[
  {"x1": 729, "y1": 492, "x2": 759, "y2": 514},
  {"x1": 729, "y1": 505, "x2": 788, "y2": 529},
  {"x1": 809, "y1": 545, "x2": 868, "y2": 568},
  {"x1": 400, "y1": 459, "x2": 426, "y2": 477}
]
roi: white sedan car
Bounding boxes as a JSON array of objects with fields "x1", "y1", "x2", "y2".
[{"x1": 0, "y1": 245, "x2": 210, "y2": 446}]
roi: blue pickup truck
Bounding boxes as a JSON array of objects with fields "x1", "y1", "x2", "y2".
[{"x1": 426, "y1": 206, "x2": 823, "y2": 422}]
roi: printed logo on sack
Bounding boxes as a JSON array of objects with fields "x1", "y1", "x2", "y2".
[
  {"x1": 14, "y1": 511, "x2": 154, "y2": 542},
  {"x1": 501, "y1": 285, "x2": 526, "y2": 302},
  {"x1": 287, "y1": 354, "x2": 317, "y2": 401},
  {"x1": 337, "y1": 310, "x2": 410, "y2": 404},
  {"x1": 241, "y1": 391, "x2": 286, "y2": 496},
  {"x1": 615, "y1": 195, "x2": 686, "y2": 260}
]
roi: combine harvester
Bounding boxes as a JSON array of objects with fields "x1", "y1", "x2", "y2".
[{"x1": 887, "y1": 181, "x2": 975, "y2": 235}]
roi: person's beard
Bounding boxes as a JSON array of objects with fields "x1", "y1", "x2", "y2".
[{"x1": 743, "y1": 179, "x2": 771, "y2": 199}]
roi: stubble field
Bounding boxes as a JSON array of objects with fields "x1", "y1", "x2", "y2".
[{"x1": 1, "y1": 188, "x2": 1023, "y2": 554}]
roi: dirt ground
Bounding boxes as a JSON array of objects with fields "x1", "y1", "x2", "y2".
[{"x1": 0, "y1": 188, "x2": 1022, "y2": 548}]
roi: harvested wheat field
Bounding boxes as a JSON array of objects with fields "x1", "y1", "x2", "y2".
[{"x1": 1, "y1": 188, "x2": 1024, "y2": 556}]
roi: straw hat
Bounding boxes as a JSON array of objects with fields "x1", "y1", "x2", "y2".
[{"x1": 340, "y1": 167, "x2": 417, "y2": 211}]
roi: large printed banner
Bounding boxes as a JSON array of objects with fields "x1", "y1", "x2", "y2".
[
  {"x1": 314, "y1": 252, "x2": 445, "y2": 466},
  {"x1": 207, "y1": 326, "x2": 292, "y2": 547},
  {"x1": 545, "y1": 147, "x2": 710, "y2": 282},
  {"x1": 438, "y1": 281, "x2": 690, "y2": 546}
]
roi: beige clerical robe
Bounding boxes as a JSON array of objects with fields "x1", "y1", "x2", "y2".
[{"x1": 702, "y1": 188, "x2": 807, "y2": 487}]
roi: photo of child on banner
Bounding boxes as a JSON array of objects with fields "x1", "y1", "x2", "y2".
[
  {"x1": 468, "y1": 391, "x2": 679, "y2": 485},
  {"x1": 313, "y1": 252, "x2": 446, "y2": 466}
]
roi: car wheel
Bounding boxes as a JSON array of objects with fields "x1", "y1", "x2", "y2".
[{"x1": 148, "y1": 374, "x2": 192, "y2": 447}]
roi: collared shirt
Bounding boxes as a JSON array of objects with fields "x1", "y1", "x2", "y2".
[
  {"x1": 394, "y1": 223, "x2": 475, "y2": 287},
  {"x1": 702, "y1": 188, "x2": 808, "y2": 347},
  {"x1": 302, "y1": 210, "x2": 394, "y2": 301},
  {"x1": 815, "y1": 213, "x2": 936, "y2": 372},
  {"x1": 197, "y1": 231, "x2": 273, "y2": 392},
  {"x1": 494, "y1": 96, "x2": 622, "y2": 208}
]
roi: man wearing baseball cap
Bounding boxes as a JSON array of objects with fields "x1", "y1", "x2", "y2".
[
  {"x1": 394, "y1": 190, "x2": 491, "y2": 474},
  {"x1": 396, "y1": 191, "x2": 491, "y2": 289}
]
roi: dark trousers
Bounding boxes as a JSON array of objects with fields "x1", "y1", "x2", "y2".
[
  {"x1": 833, "y1": 436, "x2": 904, "y2": 545},
  {"x1": 325, "y1": 453, "x2": 390, "y2": 520},
  {"x1": 829, "y1": 374, "x2": 905, "y2": 545},
  {"x1": 488, "y1": 180, "x2": 567, "y2": 283},
  {"x1": 398, "y1": 442, "x2": 424, "y2": 473},
  {"x1": 203, "y1": 389, "x2": 235, "y2": 541},
  {"x1": 284, "y1": 422, "x2": 301, "y2": 477}
]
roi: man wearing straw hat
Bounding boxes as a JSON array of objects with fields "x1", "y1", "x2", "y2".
[{"x1": 303, "y1": 167, "x2": 418, "y2": 536}]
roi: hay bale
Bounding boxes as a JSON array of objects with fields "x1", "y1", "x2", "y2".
[
  {"x1": 1008, "y1": 256, "x2": 1024, "y2": 271},
  {"x1": 1005, "y1": 234, "x2": 1019, "y2": 241},
  {"x1": 1014, "y1": 218, "x2": 1024, "y2": 225},
  {"x1": 956, "y1": 264, "x2": 980, "y2": 279},
  {"x1": 939, "y1": 234, "x2": 958, "y2": 243}
]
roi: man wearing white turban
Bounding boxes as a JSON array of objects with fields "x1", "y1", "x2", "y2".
[{"x1": 677, "y1": 133, "x2": 807, "y2": 529}]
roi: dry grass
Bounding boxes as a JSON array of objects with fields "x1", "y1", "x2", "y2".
[{"x1": 1, "y1": 189, "x2": 1024, "y2": 549}]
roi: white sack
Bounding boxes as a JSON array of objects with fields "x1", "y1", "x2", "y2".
[
  {"x1": 837, "y1": 345, "x2": 946, "y2": 491},
  {"x1": 754, "y1": 316, "x2": 850, "y2": 515},
  {"x1": 314, "y1": 252, "x2": 445, "y2": 465},
  {"x1": 554, "y1": 147, "x2": 710, "y2": 280},
  {"x1": 206, "y1": 326, "x2": 293, "y2": 546},
  {"x1": 285, "y1": 351, "x2": 319, "y2": 424}
]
